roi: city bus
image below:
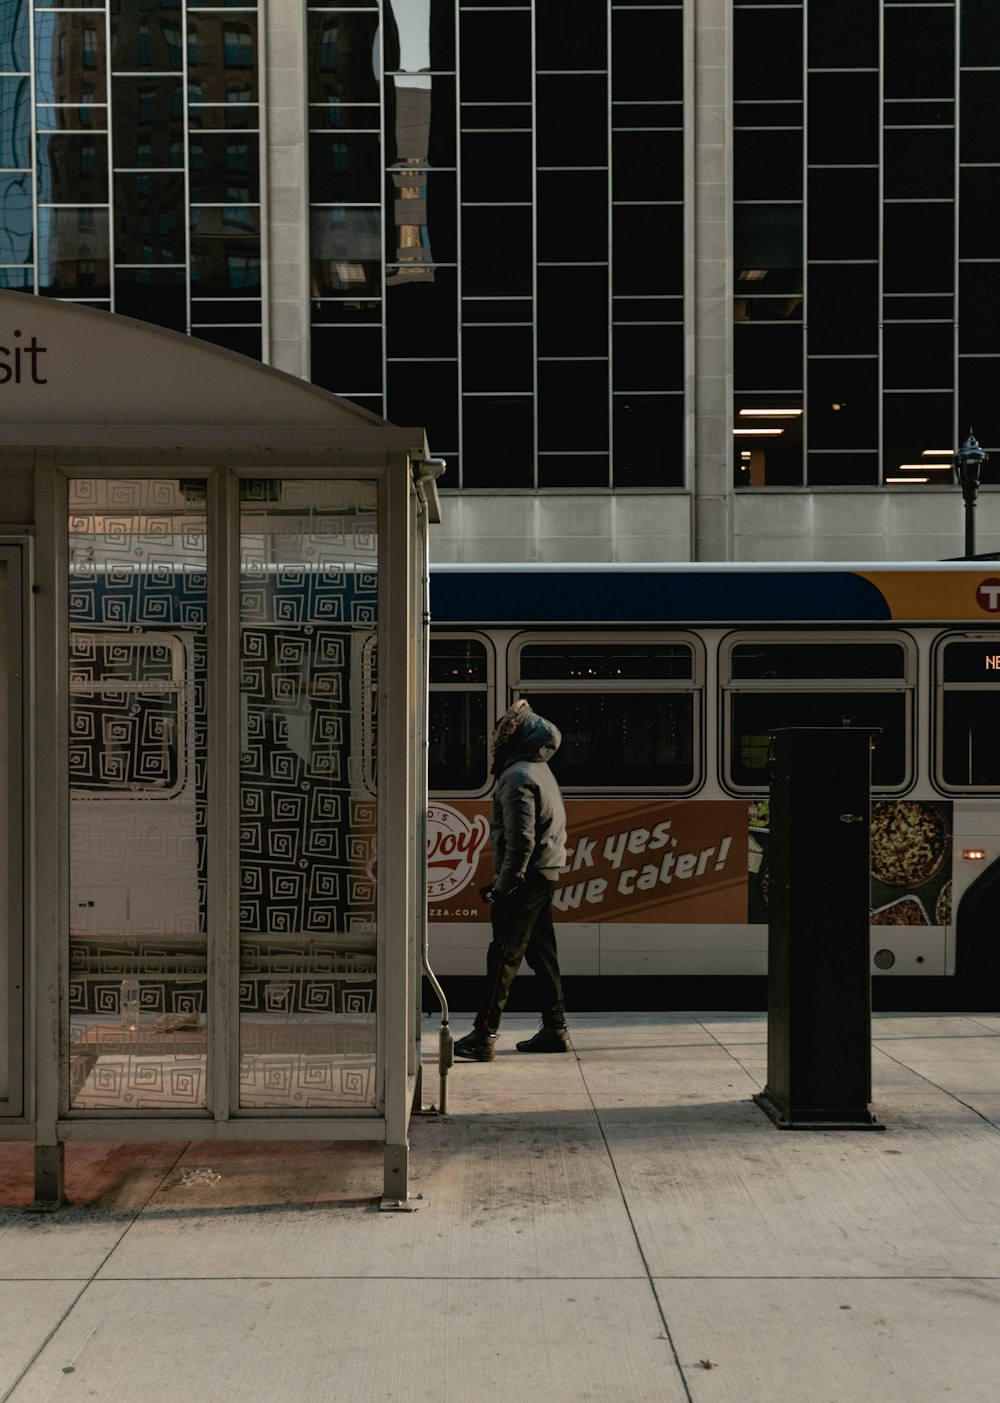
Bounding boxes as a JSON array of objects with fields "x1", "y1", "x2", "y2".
[{"x1": 425, "y1": 563, "x2": 1000, "y2": 1007}]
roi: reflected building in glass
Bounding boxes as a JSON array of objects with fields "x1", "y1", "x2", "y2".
[
  {"x1": 1, "y1": 0, "x2": 263, "y2": 353},
  {"x1": 2, "y1": 0, "x2": 1000, "y2": 558}
]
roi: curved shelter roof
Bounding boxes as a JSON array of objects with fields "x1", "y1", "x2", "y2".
[{"x1": 0, "y1": 291, "x2": 427, "y2": 463}]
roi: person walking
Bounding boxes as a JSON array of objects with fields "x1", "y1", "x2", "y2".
[{"x1": 454, "y1": 699, "x2": 570, "y2": 1061}]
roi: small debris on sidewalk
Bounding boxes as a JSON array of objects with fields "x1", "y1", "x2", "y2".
[{"x1": 179, "y1": 1166, "x2": 221, "y2": 1186}]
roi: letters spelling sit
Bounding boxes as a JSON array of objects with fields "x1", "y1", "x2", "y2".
[{"x1": 0, "y1": 331, "x2": 48, "y2": 386}]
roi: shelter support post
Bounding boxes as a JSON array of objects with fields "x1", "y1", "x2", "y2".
[
  {"x1": 381, "y1": 1140, "x2": 425, "y2": 1211},
  {"x1": 32, "y1": 1143, "x2": 65, "y2": 1210}
]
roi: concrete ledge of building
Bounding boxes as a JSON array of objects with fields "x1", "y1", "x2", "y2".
[
  {"x1": 429, "y1": 535, "x2": 696, "y2": 566},
  {"x1": 888, "y1": 499, "x2": 1000, "y2": 538},
  {"x1": 890, "y1": 535, "x2": 999, "y2": 561},
  {"x1": 533, "y1": 498, "x2": 623, "y2": 537},
  {"x1": 538, "y1": 537, "x2": 629, "y2": 563},
  {"x1": 806, "y1": 535, "x2": 891, "y2": 561},
  {"x1": 434, "y1": 537, "x2": 543, "y2": 564},
  {"x1": 436, "y1": 495, "x2": 535, "y2": 538},
  {"x1": 733, "y1": 536, "x2": 816, "y2": 562},
  {"x1": 734, "y1": 492, "x2": 813, "y2": 535},
  {"x1": 612, "y1": 494, "x2": 691, "y2": 535},
  {"x1": 811, "y1": 495, "x2": 891, "y2": 535},
  {"x1": 613, "y1": 538, "x2": 693, "y2": 563}
]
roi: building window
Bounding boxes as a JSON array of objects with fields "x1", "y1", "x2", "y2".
[{"x1": 732, "y1": 0, "x2": 996, "y2": 487}]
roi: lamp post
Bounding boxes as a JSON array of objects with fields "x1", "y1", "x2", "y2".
[{"x1": 955, "y1": 430, "x2": 989, "y2": 560}]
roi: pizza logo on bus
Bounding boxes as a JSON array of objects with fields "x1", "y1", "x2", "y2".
[
  {"x1": 426, "y1": 804, "x2": 489, "y2": 899},
  {"x1": 976, "y1": 578, "x2": 1000, "y2": 613}
]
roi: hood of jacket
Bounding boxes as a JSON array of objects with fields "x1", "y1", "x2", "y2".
[{"x1": 492, "y1": 706, "x2": 561, "y2": 773}]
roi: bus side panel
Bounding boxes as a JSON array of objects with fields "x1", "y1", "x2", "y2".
[{"x1": 427, "y1": 797, "x2": 955, "y2": 979}]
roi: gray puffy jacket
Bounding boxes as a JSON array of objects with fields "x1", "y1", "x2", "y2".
[{"x1": 491, "y1": 709, "x2": 568, "y2": 895}]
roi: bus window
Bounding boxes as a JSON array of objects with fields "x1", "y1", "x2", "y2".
[
  {"x1": 429, "y1": 636, "x2": 491, "y2": 792},
  {"x1": 730, "y1": 640, "x2": 908, "y2": 680},
  {"x1": 936, "y1": 637, "x2": 1000, "y2": 790},
  {"x1": 723, "y1": 634, "x2": 914, "y2": 793},
  {"x1": 519, "y1": 641, "x2": 695, "y2": 682},
  {"x1": 512, "y1": 636, "x2": 701, "y2": 792},
  {"x1": 729, "y1": 691, "x2": 909, "y2": 787}
]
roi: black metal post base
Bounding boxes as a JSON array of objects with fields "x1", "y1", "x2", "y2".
[
  {"x1": 28, "y1": 1143, "x2": 66, "y2": 1212},
  {"x1": 754, "y1": 1089, "x2": 884, "y2": 1132}
]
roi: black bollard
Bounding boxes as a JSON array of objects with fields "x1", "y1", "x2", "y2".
[{"x1": 754, "y1": 728, "x2": 884, "y2": 1130}]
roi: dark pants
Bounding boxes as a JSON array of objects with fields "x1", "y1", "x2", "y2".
[{"x1": 475, "y1": 870, "x2": 565, "y2": 1034}]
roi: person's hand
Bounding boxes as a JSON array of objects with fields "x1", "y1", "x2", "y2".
[{"x1": 479, "y1": 883, "x2": 495, "y2": 903}]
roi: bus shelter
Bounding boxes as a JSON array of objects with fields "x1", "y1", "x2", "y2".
[{"x1": 0, "y1": 293, "x2": 441, "y2": 1209}]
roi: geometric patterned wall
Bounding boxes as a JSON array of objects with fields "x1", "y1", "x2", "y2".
[{"x1": 238, "y1": 479, "x2": 379, "y2": 1107}]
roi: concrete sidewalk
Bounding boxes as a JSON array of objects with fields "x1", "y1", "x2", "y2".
[{"x1": 2, "y1": 1012, "x2": 1000, "y2": 1401}]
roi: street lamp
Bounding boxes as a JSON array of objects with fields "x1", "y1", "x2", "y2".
[{"x1": 954, "y1": 430, "x2": 989, "y2": 560}]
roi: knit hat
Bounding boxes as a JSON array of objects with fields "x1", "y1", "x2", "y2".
[{"x1": 491, "y1": 698, "x2": 530, "y2": 757}]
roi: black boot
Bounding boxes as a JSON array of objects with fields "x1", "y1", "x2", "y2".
[
  {"x1": 454, "y1": 1028, "x2": 498, "y2": 1062},
  {"x1": 516, "y1": 1024, "x2": 570, "y2": 1054}
]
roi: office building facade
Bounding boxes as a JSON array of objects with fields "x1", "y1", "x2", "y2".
[{"x1": 2, "y1": 0, "x2": 998, "y2": 560}]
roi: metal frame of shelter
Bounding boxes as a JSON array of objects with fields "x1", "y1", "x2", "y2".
[{"x1": 0, "y1": 293, "x2": 440, "y2": 1209}]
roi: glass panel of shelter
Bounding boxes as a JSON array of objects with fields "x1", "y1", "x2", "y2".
[
  {"x1": 66, "y1": 476, "x2": 380, "y2": 1114},
  {"x1": 67, "y1": 479, "x2": 208, "y2": 1111},
  {"x1": 237, "y1": 479, "x2": 379, "y2": 1110}
]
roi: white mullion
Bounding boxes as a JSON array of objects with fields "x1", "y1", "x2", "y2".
[
  {"x1": 954, "y1": 0, "x2": 962, "y2": 455},
  {"x1": 379, "y1": 0, "x2": 388, "y2": 418},
  {"x1": 878, "y1": 0, "x2": 885, "y2": 482},
  {"x1": 802, "y1": 0, "x2": 809, "y2": 485},
  {"x1": 258, "y1": 0, "x2": 270, "y2": 363},
  {"x1": 606, "y1": 0, "x2": 613, "y2": 491},
  {"x1": 104, "y1": 2, "x2": 114, "y2": 306},
  {"x1": 28, "y1": 0, "x2": 39, "y2": 295},
  {"x1": 182, "y1": 3, "x2": 192, "y2": 337},
  {"x1": 682, "y1": 0, "x2": 695, "y2": 494},
  {"x1": 530, "y1": 0, "x2": 538, "y2": 489}
]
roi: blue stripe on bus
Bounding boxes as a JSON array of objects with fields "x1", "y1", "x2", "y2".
[{"x1": 429, "y1": 571, "x2": 892, "y2": 624}]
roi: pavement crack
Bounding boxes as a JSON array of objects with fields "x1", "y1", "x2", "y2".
[
  {"x1": 574, "y1": 1045, "x2": 697, "y2": 1403},
  {"x1": 873, "y1": 1046, "x2": 1000, "y2": 1128}
]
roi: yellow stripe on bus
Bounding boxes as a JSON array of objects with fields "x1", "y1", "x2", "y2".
[{"x1": 857, "y1": 570, "x2": 1000, "y2": 622}]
